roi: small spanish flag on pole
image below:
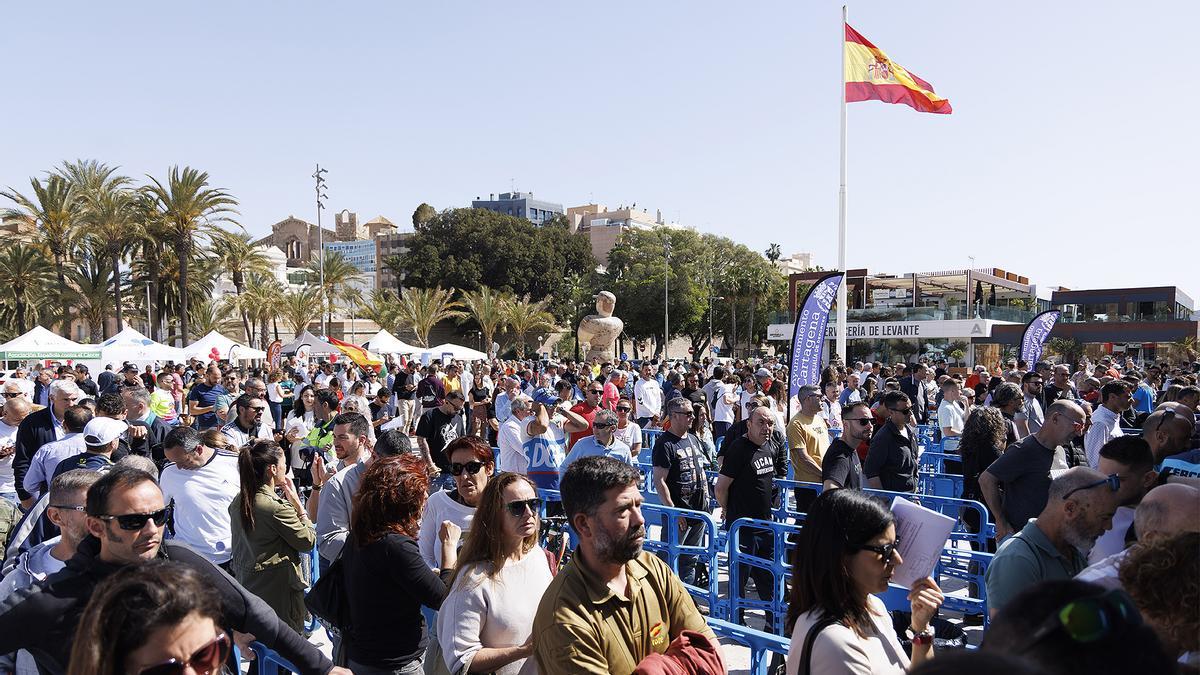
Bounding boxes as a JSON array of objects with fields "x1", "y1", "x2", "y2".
[
  {"x1": 327, "y1": 336, "x2": 384, "y2": 371},
  {"x1": 844, "y1": 23, "x2": 952, "y2": 114},
  {"x1": 833, "y1": 7, "x2": 950, "y2": 364}
]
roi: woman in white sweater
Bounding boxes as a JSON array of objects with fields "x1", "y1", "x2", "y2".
[
  {"x1": 418, "y1": 436, "x2": 494, "y2": 571},
  {"x1": 437, "y1": 472, "x2": 554, "y2": 675},
  {"x1": 785, "y1": 489, "x2": 944, "y2": 675}
]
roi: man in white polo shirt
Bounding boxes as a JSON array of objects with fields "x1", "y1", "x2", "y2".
[{"x1": 159, "y1": 425, "x2": 241, "y2": 570}]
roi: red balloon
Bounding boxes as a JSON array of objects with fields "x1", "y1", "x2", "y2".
[
  {"x1": 329, "y1": 354, "x2": 339, "y2": 363},
  {"x1": 210, "y1": 348, "x2": 220, "y2": 358}
]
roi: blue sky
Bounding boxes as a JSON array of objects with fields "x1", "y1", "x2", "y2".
[{"x1": 3, "y1": 1, "x2": 1197, "y2": 300}]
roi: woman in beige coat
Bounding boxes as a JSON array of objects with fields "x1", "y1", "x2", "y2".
[{"x1": 228, "y1": 439, "x2": 316, "y2": 632}]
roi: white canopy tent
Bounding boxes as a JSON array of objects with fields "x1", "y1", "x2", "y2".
[
  {"x1": 0, "y1": 326, "x2": 102, "y2": 362},
  {"x1": 364, "y1": 329, "x2": 421, "y2": 355},
  {"x1": 422, "y1": 342, "x2": 489, "y2": 362},
  {"x1": 183, "y1": 331, "x2": 267, "y2": 361},
  {"x1": 99, "y1": 327, "x2": 187, "y2": 365}
]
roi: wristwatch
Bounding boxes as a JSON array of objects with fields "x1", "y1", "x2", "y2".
[
  {"x1": 905, "y1": 625, "x2": 935, "y2": 645},
  {"x1": 311, "y1": 483, "x2": 323, "y2": 491}
]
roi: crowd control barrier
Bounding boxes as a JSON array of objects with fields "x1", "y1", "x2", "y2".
[
  {"x1": 639, "y1": 502, "x2": 723, "y2": 617},
  {"x1": 249, "y1": 641, "x2": 299, "y2": 674},
  {"x1": 706, "y1": 617, "x2": 789, "y2": 675},
  {"x1": 726, "y1": 517, "x2": 803, "y2": 636},
  {"x1": 918, "y1": 471, "x2": 966, "y2": 499}
]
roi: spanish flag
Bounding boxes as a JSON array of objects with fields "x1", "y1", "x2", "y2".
[
  {"x1": 327, "y1": 336, "x2": 384, "y2": 371},
  {"x1": 845, "y1": 24, "x2": 951, "y2": 114}
]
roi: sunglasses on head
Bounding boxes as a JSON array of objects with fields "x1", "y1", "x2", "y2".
[
  {"x1": 1021, "y1": 589, "x2": 1141, "y2": 652},
  {"x1": 97, "y1": 506, "x2": 171, "y2": 531},
  {"x1": 449, "y1": 460, "x2": 485, "y2": 476},
  {"x1": 1062, "y1": 473, "x2": 1120, "y2": 500},
  {"x1": 504, "y1": 498, "x2": 543, "y2": 517},
  {"x1": 137, "y1": 632, "x2": 229, "y2": 675},
  {"x1": 856, "y1": 536, "x2": 902, "y2": 564}
]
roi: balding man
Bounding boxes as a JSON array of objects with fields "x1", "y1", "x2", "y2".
[
  {"x1": 1141, "y1": 407, "x2": 1195, "y2": 467},
  {"x1": 12, "y1": 380, "x2": 81, "y2": 508},
  {"x1": 980, "y1": 399, "x2": 1087, "y2": 541},
  {"x1": 0, "y1": 398, "x2": 33, "y2": 504},
  {"x1": 1076, "y1": 483, "x2": 1200, "y2": 589},
  {"x1": 985, "y1": 466, "x2": 1119, "y2": 617}
]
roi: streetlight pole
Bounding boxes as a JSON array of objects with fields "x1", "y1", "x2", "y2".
[
  {"x1": 314, "y1": 165, "x2": 328, "y2": 337},
  {"x1": 663, "y1": 235, "x2": 671, "y2": 360}
]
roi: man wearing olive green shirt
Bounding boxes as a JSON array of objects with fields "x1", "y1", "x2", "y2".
[{"x1": 533, "y1": 456, "x2": 716, "y2": 674}]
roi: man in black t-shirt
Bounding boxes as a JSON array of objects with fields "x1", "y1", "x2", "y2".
[
  {"x1": 715, "y1": 405, "x2": 778, "y2": 623},
  {"x1": 415, "y1": 391, "x2": 466, "y2": 479},
  {"x1": 822, "y1": 401, "x2": 871, "y2": 490},
  {"x1": 651, "y1": 397, "x2": 710, "y2": 585},
  {"x1": 392, "y1": 361, "x2": 419, "y2": 432},
  {"x1": 865, "y1": 391, "x2": 921, "y2": 493}
]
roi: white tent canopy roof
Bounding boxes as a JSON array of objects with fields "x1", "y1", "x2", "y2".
[
  {"x1": 99, "y1": 327, "x2": 187, "y2": 364},
  {"x1": 0, "y1": 326, "x2": 102, "y2": 361},
  {"x1": 364, "y1": 329, "x2": 421, "y2": 355},
  {"x1": 182, "y1": 331, "x2": 267, "y2": 361},
  {"x1": 422, "y1": 343, "x2": 489, "y2": 362}
]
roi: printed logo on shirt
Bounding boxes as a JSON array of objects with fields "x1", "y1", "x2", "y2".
[
  {"x1": 650, "y1": 622, "x2": 667, "y2": 649},
  {"x1": 524, "y1": 435, "x2": 566, "y2": 490}
]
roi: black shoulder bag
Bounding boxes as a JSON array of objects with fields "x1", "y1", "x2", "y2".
[
  {"x1": 798, "y1": 617, "x2": 840, "y2": 675},
  {"x1": 305, "y1": 548, "x2": 351, "y2": 633}
]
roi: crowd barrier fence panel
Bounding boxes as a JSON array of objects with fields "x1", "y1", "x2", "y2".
[
  {"x1": 639, "y1": 502, "x2": 723, "y2": 618},
  {"x1": 249, "y1": 641, "x2": 300, "y2": 674},
  {"x1": 918, "y1": 471, "x2": 966, "y2": 499},
  {"x1": 706, "y1": 617, "x2": 789, "y2": 675},
  {"x1": 726, "y1": 517, "x2": 802, "y2": 636}
]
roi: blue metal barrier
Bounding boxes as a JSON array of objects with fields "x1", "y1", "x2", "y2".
[
  {"x1": 726, "y1": 517, "x2": 802, "y2": 635},
  {"x1": 303, "y1": 541, "x2": 320, "y2": 633},
  {"x1": 249, "y1": 641, "x2": 299, "y2": 674},
  {"x1": 643, "y1": 428, "x2": 663, "y2": 450},
  {"x1": 918, "y1": 471, "x2": 965, "y2": 499},
  {"x1": 918, "y1": 451, "x2": 958, "y2": 474},
  {"x1": 940, "y1": 436, "x2": 961, "y2": 453},
  {"x1": 707, "y1": 618, "x2": 789, "y2": 675},
  {"x1": 640, "y1": 502, "x2": 723, "y2": 617}
]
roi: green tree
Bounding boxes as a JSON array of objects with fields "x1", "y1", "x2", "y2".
[
  {"x1": 505, "y1": 294, "x2": 556, "y2": 359},
  {"x1": 412, "y1": 202, "x2": 437, "y2": 227},
  {"x1": 212, "y1": 230, "x2": 274, "y2": 344},
  {"x1": 397, "y1": 286, "x2": 465, "y2": 348},
  {"x1": 1, "y1": 174, "x2": 80, "y2": 331},
  {"x1": 307, "y1": 250, "x2": 365, "y2": 330},
  {"x1": 0, "y1": 244, "x2": 56, "y2": 335},
  {"x1": 187, "y1": 297, "x2": 239, "y2": 339},
  {"x1": 357, "y1": 289, "x2": 403, "y2": 336},
  {"x1": 765, "y1": 243, "x2": 782, "y2": 264},
  {"x1": 280, "y1": 287, "x2": 324, "y2": 337},
  {"x1": 399, "y1": 208, "x2": 594, "y2": 321},
  {"x1": 459, "y1": 287, "x2": 511, "y2": 357},
  {"x1": 237, "y1": 274, "x2": 285, "y2": 348},
  {"x1": 78, "y1": 173, "x2": 141, "y2": 335},
  {"x1": 144, "y1": 166, "x2": 238, "y2": 344}
]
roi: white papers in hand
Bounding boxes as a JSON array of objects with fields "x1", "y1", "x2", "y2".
[
  {"x1": 380, "y1": 416, "x2": 407, "y2": 431},
  {"x1": 889, "y1": 495, "x2": 955, "y2": 589}
]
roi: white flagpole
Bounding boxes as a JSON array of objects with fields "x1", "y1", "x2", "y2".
[{"x1": 836, "y1": 4, "x2": 849, "y2": 364}]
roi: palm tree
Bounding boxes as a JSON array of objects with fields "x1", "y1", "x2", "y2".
[
  {"x1": 397, "y1": 286, "x2": 465, "y2": 348},
  {"x1": 212, "y1": 230, "x2": 274, "y2": 344},
  {"x1": 357, "y1": 289, "x2": 403, "y2": 335},
  {"x1": 279, "y1": 287, "x2": 324, "y2": 337},
  {"x1": 137, "y1": 247, "x2": 221, "y2": 341},
  {"x1": 307, "y1": 251, "x2": 365, "y2": 331},
  {"x1": 0, "y1": 244, "x2": 57, "y2": 335},
  {"x1": 1, "y1": 174, "x2": 80, "y2": 331},
  {"x1": 459, "y1": 287, "x2": 511, "y2": 356},
  {"x1": 237, "y1": 274, "x2": 285, "y2": 348},
  {"x1": 144, "y1": 166, "x2": 238, "y2": 344},
  {"x1": 765, "y1": 243, "x2": 782, "y2": 265},
  {"x1": 65, "y1": 256, "x2": 117, "y2": 343},
  {"x1": 187, "y1": 297, "x2": 239, "y2": 339},
  {"x1": 505, "y1": 294, "x2": 556, "y2": 359},
  {"x1": 79, "y1": 175, "x2": 141, "y2": 335}
]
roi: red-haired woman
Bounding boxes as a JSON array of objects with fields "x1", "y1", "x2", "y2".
[{"x1": 342, "y1": 454, "x2": 461, "y2": 674}]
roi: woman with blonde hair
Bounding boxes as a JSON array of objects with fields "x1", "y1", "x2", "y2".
[{"x1": 437, "y1": 472, "x2": 554, "y2": 675}]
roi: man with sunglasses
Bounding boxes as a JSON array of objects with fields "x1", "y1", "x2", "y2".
[
  {"x1": 1087, "y1": 436, "x2": 1159, "y2": 564},
  {"x1": 865, "y1": 390, "x2": 921, "y2": 493},
  {"x1": 566, "y1": 382, "x2": 606, "y2": 450},
  {"x1": 786, "y1": 385, "x2": 829, "y2": 487},
  {"x1": 0, "y1": 466, "x2": 347, "y2": 675},
  {"x1": 560, "y1": 409, "x2": 633, "y2": 478},
  {"x1": 651, "y1": 398, "x2": 711, "y2": 586},
  {"x1": 981, "y1": 399, "x2": 1087, "y2": 542},
  {"x1": 823, "y1": 401, "x2": 871, "y2": 490},
  {"x1": 985, "y1": 466, "x2": 1118, "y2": 617},
  {"x1": 219, "y1": 394, "x2": 273, "y2": 447}
]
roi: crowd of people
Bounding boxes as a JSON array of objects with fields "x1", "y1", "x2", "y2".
[{"x1": 0, "y1": 349, "x2": 1195, "y2": 674}]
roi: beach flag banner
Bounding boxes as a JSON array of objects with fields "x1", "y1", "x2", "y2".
[{"x1": 1020, "y1": 310, "x2": 1061, "y2": 365}]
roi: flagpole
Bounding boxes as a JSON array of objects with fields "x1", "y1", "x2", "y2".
[{"x1": 836, "y1": 4, "x2": 849, "y2": 365}]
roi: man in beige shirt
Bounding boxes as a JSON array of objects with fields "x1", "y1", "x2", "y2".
[{"x1": 786, "y1": 384, "x2": 830, "y2": 483}]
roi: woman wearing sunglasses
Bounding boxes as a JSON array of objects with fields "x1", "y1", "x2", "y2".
[
  {"x1": 67, "y1": 560, "x2": 229, "y2": 675},
  {"x1": 419, "y1": 437, "x2": 493, "y2": 572},
  {"x1": 437, "y1": 472, "x2": 553, "y2": 675},
  {"x1": 785, "y1": 489, "x2": 943, "y2": 675},
  {"x1": 611, "y1": 397, "x2": 643, "y2": 458},
  {"x1": 228, "y1": 439, "x2": 316, "y2": 633}
]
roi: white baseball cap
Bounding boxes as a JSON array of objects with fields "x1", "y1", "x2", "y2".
[{"x1": 83, "y1": 417, "x2": 128, "y2": 446}]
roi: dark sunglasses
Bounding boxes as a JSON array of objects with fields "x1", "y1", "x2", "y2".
[
  {"x1": 857, "y1": 536, "x2": 902, "y2": 564},
  {"x1": 593, "y1": 421, "x2": 615, "y2": 429},
  {"x1": 1, "y1": 392, "x2": 21, "y2": 398},
  {"x1": 616, "y1": 406, "x2": 631, "y2": 412},
  {"x1": 449, "y1": 461, "x2": 485, "y2": 476},
  {"x1": 888, "y1": 406, "x2": 914, "y2": 416},
  {"x1": 137, "y1": 632, "x2": 229, "y2": 675},
  {"x1": 588, "y1": 389, "x2": 604, "y2": 395},
  {"x1": 1062, "y1": 474, "x2": 1120, "y2": 500},
  {"x1": 1021, "y1": 589, "x2": 1141, "y2": 651},
  {"x1": 96, "y1": 506, "x2": 171, "y2": 531},
  {"x1": 845, "y1": 417, "x2": 873, "y2": 426},
  {"x1": 504, "y1": 498, "x2": 543, "y2": 517}
]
